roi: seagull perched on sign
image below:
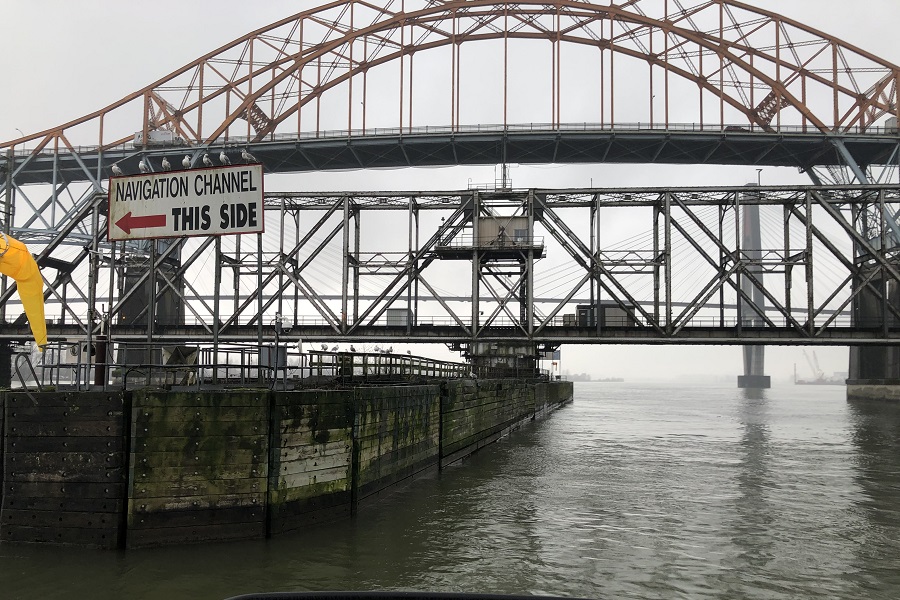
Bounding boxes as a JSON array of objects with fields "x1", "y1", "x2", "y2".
[
  {"x1": 241, "y1": 149, "x2": 258, "y2": 164},
  {"x1": 111, "y1": 164, "x2": 124, "y2": 177},
  {"x1": 203, "y1": 154, "x2": 213, "y2": 167},
  {"x1": 219, "y1": 151, "x2": 231, "y2": 166},
  {"x1": 320, "y1": 343, "x2": 328, "y2": 351},
  {"x1": 161, "y1": 157, "x2": 171, "y2": 171},
  {"x1": 182, "y1": 155, "x2": 191, "y2": 169},
  {"x1": 350, "y1": 345, "x2": 356, "y2": 352},
  {"x1": 331, "y1": 345, "x2": 339, "y2": 352},
  {"x1": 138, "y1": 159, "x2": 149, "y2": 173}
]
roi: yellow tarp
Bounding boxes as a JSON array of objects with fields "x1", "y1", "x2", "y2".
[{"x1": 0, "y1": 234, "x2": 46, "y2": 350}]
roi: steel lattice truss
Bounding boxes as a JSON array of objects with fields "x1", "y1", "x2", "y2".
[
  {"x1": 2, "y1": 0, "x2": 900, "y2": 232},
  {"x1": 1, "y1": 184, "x2": 900, "y2": 349},
  {"x1": 1, "y1": 1, "x2": 900, "y2": 350},
  {"x1": 4, "y1": 0, "x2": 898, "y2": 150}
]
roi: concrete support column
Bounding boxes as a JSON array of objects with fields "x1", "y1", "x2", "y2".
[
  {"x1": 738, "y1": 346, "x2": 770, "y2": 389},
  {"x1": 738, "y1": 192, "x2": 770, "y2": 389},
  {"x1": 848, "y1": 271, "x2": 900, "y2": 398}
]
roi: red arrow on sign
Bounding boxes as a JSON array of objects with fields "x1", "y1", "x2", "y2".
[{"x1": 115, "y1": 211, "x2": 167, "y2": 234}]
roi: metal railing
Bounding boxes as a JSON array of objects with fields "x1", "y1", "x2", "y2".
[
  {"x1": 14, "y1": 341, "x2": 527, "y2": 392},
  {"x1": 62, "y1": 308, "x2": 853, "y2": 331},
  {"x1": 307, "y1": 351, "x2": 461, "y2": 381},
  {"x1": 437, "y1": 234, "x2": 545, "y2": 250}
]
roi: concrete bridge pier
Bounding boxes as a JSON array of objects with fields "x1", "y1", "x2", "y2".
[
  {"x1": 847, "y1": 269, "x2": 900, "y2": 401},
  {"x1": 738, "y1": 345, "x2": 770, "y2": 389},
  {"x1": 737, "y1": 190, "x2": 770, "y2": 389}
]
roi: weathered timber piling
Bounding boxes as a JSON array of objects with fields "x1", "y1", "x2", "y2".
[
  {"x1": 127, "y1": 390, "x2": 269, "y2": 547},
  {"x1": 1, "y1": 391, "x2": 128, "y2": 549},
  {"x1": 354, "y1": 385, "x2": 442, "y2": 502},
  {"x1": 0, "y1": 379, "x2": 573, "y2": 548},
  {"x1": 441, "y1": 379, "x2": 532, "y2": 467},
  {"x1": 268, "y1": 389, "x2": 355, "y2": 535}
]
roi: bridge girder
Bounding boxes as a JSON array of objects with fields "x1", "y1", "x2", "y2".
[{"x1": 0, "y1": 185, "x2": 899, "y2": 350}]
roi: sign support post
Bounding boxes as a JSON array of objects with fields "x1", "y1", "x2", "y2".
[{"x1": 107, "y1": 163, "x2": 265, "y2": 379}]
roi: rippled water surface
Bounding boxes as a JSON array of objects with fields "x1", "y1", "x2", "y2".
[{"x1": 3, "y1": 382, "x2": 900, "y2": 599}]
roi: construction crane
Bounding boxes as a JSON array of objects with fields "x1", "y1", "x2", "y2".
[{"x1": 797, "y1": 350, "x2": 825, "y2": 383}]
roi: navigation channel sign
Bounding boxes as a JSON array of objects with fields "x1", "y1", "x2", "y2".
[{"x1": 108, "y1": 164, "x2": 264, "y2": 241}]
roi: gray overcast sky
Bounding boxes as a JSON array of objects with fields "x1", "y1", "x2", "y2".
[{"x1": 2, "y1": 1, "x2": 898, "y2": 382}]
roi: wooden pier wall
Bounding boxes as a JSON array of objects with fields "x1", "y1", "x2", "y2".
[
  {"x1": 353, "y1": 384, "x2": 442, "y2": 503},
  {"x1": 0, "y1": 392, "x2": 128, "y2": 549},
  {"x1": 127, "y1": 390, "x2": 269, "y2": 547},
  {"x1": 441, "y1": 379, "x2": 534, "y2": 467},
  {"x1": 0, "y1": 380, "x2": 572, "y2": 549},
  {"x1": 268, "y1": 389, "x2": 355, "y2": 535}
]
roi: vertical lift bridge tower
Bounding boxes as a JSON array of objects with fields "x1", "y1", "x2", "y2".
[{"x1": 435, "y1": 189, "x2": 545, "y2": 376}]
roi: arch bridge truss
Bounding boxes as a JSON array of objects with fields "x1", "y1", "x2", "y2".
[
  {"x1": 3, "y1": 1, "x2": 900, "y2": 225},
  {"x1": 1, "y1": 1, "x2": 900, "y2": 358}
]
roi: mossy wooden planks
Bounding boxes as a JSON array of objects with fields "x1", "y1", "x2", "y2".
[
  {"x1": 1, "y1": 381, "x2": 575, "y2": 549},
  {"x1": 267, "y1": 390, "x2": 354, "y2": 534},
  {"x1": 353, "y1": 385, "x2": 440, "y2": 501},
  {"x1": 1, "y1": 391, "x2": 128, "y2": 549},
  {"x1": 126, "y1": 390, "x2": 268, "y2": 547},
  {"x1": 441, "y1": 380, "x2": 535, "y2": 461}
]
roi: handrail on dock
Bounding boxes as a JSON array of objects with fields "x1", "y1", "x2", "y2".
[
  {"x1": 12, "y1": 340, "x2": 549, "y2": 392},
  {"x1": 13, "y1": 351, "x2": 43, "y2": 405}
]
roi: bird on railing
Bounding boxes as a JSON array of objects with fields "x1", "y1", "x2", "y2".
[
  {"x1": 386, "y1": 347, "x2": 393, "y2": 353},
  {"x1": 111, "y1": 164, "x2": 124, "y2": 177},
  {"x1": 374, "y1": 345, "x2": 381, "y2": 352},
  {"x1": 320, "y1": 343, "x2": 328, "y2": 351},
  {"x1": 219, "y1": 150, "x2": 231, "y2": 166},
  {"x1": 350, "y1": 345, "x2": 356, "y2": 352},
  {"x1": 331, "y1": 345, "x2": 339, "y2": 352},
  {"x1": 242, "y1": 149, "x2": 258, "y2": 164},
  {"x1": 161, "y1": 157, "x2": 172, "y2": 171},
  {"x1": 138, "y1": 159, "x2": 149, "y2": 173},
  {"x1": 406, "y1": 350, "x2": 411, "y2": 355},
  {"x1": 203, "y1": 153, "x2": 213, "y2": 167}
]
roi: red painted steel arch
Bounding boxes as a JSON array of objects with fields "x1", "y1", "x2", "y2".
[{"x1": 2, "y1": 0, "x2": 898, "y2": 154}]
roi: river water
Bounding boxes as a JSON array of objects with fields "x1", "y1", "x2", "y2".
[{"x1": 2, "y1": 381, "x2": 900, "y2": 600}]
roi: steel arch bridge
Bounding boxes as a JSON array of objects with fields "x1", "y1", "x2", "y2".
[
  {"x1": 1, "y1": 0, "x2": 900, "y2": 370},
  {"x1": 3, "y1": 1, "x2": 899, "y2": 190}
]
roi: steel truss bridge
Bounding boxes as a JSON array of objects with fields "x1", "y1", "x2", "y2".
[
  {"x1": 0, "y1": 184, "x2": 898, "y2": 351},
  {"x1": 2, "y1": 1, "x2": 900, "y2": 359}
]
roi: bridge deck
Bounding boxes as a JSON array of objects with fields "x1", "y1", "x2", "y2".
[
  {"x1": 4, "y1": 323, "x2": 900, "y2": 346},
  {"x1": 6, "y1": 127, "x2": 899, "y2": 185}
]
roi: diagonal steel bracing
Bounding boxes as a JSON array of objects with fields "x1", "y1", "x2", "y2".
[{"x1": 0, "y1": 185, "x2": 899, "y2": 350}]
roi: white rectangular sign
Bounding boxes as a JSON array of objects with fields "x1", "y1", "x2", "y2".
[{"x1": 108, "y1": 164, "x2": 264, "y2": 241}]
